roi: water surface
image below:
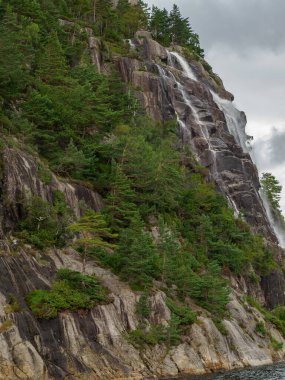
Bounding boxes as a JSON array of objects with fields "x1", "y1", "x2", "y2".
[{"x1": 164, "y1": 363, "x2": 285, "y2": 379}]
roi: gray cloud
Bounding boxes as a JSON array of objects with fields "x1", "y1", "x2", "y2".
[
  {"x1": 253, "y1": 128, "x2": 285, "y2": 169},
  {"x1": 146, "y1": 0, "x2": 285, "y2": 53}
]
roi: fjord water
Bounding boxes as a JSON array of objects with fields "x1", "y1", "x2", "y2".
[{"x1": 164, "y1": 363, "x2": 285, "y2": 379}]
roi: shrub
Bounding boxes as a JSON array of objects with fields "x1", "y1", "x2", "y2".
[
  {"x1": 0, "y1": 320, "x2": 13, "y2": 333},
  {"x1": 16, "y1": 194, "x2": 72, "y2": 249},
  {"x1": 166, "y1": 298, "x2": 197, "y2": 326},
  {"x1": 270, "y1": 336, "x2": 283, "y2": 351},
  {"x1": 255, "y1": 321, "x2": 266, "y2": 336},
  {"x1": 26, "y1": 269, "x2": 110, "y2": 319},
  {"x1": 136, "y1": 293, "x2": 152, "y2": 320},
  {"x1": 128, "y1": 324, "x2": 168, "y2": 347},
  {"x1": 4, "y1": 295, "x2": 21, "y2": 314}
]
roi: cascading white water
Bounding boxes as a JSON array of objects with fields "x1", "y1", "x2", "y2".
[
  {"x1": 211, "y1": 92, "x2": 250, "y2": 153},
  {"x1": 211, "y1": 78, "x2": 285, "y2": 247},
  {"x1": 166, "y1": 52, "x2": 285, "y2": 246},
  {"x1": 127, "y1": 39, "x2": 136, "y2": 50},
  {"x1": 169, "y1": 51, "x2": 198, "y2": 81}
]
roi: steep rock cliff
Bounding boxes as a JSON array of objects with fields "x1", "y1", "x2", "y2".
[
  {"x1": 1, "y1": 30, "x2": 285, "y2": 380},
  {"x1": 1, "y1": 248, "x2": 285, "y2": 380}
]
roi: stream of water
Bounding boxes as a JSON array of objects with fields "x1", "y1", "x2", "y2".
[
  {"x1": 163, "y1": 362, "x2": 285, "y2": 379},
  {"x1": 165, "y1": 51, "x2": 285, "y2": 247}
]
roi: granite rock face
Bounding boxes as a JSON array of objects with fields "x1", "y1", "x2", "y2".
[
  {"x1": 1, "y1": 146, "x2": 103, "y2": 234},
  {"x1": 0, "y1": 249, "x2": 284, "y2": 380},
  {"x1": 117, "y1": 37, "x2": 276, "y2": 243},
  {"x1": 1, "y1": 33, "x2": 285, "y2": 380}
]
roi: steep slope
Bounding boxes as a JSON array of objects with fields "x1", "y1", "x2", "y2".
[
  {"x1": 0, "y1": 33, "x2": 284, "y2": 379},
  {"x1": 1, "y1": 2, "x2": 285, "y2": 379}
]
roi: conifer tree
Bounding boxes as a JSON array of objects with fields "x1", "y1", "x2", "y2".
[
  {"x1": 189, "y1": 261, "x2": 229, "y2": 315},
  {"x1": 105, "y1": 163, "x2": 138, "y2": 231},
  {"x1": 68, "y1": 210, "x2": 117, "y2": 272},
  {"x1": 169, "y1": 4, "x2": 192, "y2": 45},
  {"x1": 56, "y1": 139, "x2": 89, "y2": 177},
  {"x1": 36, "y1": 31, "x2": 67, "y2": 83},
  {"x1": 261, "y1": 172, "x2": 282, "y2": 211},
  {"x1": 114, "y1": 216, "x2": 159, "y2": 287},
  {"x1": 149, "y1": 6, "x2": 170, "y2": 46}
]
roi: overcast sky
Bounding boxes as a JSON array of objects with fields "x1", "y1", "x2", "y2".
[{"x1": 147, "y1": 0, "x2": 285, "y2": 212}]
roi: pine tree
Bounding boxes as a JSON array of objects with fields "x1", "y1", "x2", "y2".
[
  {"x1": 56, "y1": 139, "x2": 89, "y2": 177},
  {"x1": 115, "y1": 216, "x2": 159, "y2": 288},
  {"x1": 261, "y1": 172, "x2": 282, "y2": 211},
  {"x1": 105, "y1": 163, "x2": 138, "y2": 231},
  {"x1": 36, "y1": 31, "x2": 68, "y2": 83},
  {"x1": 68, "y1": 210, "x2": 117, "y2": 272},
  {"x1": 149, "y1": 6, "x2": 170, "y2": 46},
  {"x1": 169, "y1": 4, "x2": 192, "y2": 45},
  {"x1": 189, "y1": 261, "x2": 229, "y2": 315}
]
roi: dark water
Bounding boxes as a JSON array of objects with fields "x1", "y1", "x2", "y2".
[{"x1": 164, "y1": 363, "x2": 285, "y2": 380}]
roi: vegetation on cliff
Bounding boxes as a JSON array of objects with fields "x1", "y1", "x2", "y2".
[{"x1": 0, "y1": 0, "x2": 278, "y2": 329}]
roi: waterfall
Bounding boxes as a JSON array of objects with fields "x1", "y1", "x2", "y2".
[
  {"x1": 211, "y1": 92, "x2": 285, "y2": 247},
  {"x1": 169, "y1": 51, "x2": 198, "y2": 81},
  {"x1": 127, "y1": 39, "x2": 136, "y2": 49},
  {"x1": 165, "y1": 52, "x2": 222, "y2": 179},
  {"x1": 211, "y1": 92, "x2": 250, "y2": 153},
  {"x1": 165, "y1": 52, "x2": 285, "y2": 246}
]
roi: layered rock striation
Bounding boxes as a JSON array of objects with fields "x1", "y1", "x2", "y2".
[{"x1": 1, "y1": 32, "x2": 285, "y2": 380}]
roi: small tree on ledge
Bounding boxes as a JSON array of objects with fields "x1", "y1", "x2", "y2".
[{"x1": 68, "y1": 209, "x2": 117, "y2": 272}]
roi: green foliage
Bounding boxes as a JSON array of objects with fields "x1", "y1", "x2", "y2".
[
  {"x1": 166, "y1": 298, "x2": 197, "y2": 327},
  {"x1": 270, "y1": 336, "x2": 283, "y2": 351},
  {"x1": 37, "y1": 163, "x2": 52, "y2": 184},
  {"x1": 36, "y1": 31, "x2": 68, "y2": 83},
  {"x1": 261, "y1": 172, "x2": 285, "y2": 233},
  {"x1": 245, "y1": 296, "x2": 285, "y2": 337},
  {"x1": 0, "y1": 0, "x2": 279, "y2": 326},
  {"x1": 56, "y1": 139, "x2": 89, "y2": 178},
  {"x1": 261, "y1": 172, "x2": 282, "y2": 211},
  {"x1": 0, "y1": 319, "x2": 13, "y2": 333},
  {"x1": 26, "y1": 268, "x2": 109, "y2": 319},
  {"x1": 109, "y1": 216, "x2": 159, "y2": 289},
  {"x1": 149, "y1": 4, "x2": 204, "y2": 57},
  {"x1": 136, "y1": 293, "x2": 152, "y2": 320},
  {"x1": 4, "y1": 295, "x2": 21, "y2": 314},
  {"x1": 188, "y1": 261, "x2": 229, "y2": 316},
  {"x1": 128, "y1": 324, "x2": 167, "y2": 347},
  {"x1": 273, "y1": 306, "x2": 285, "y2": 321},
  {"x1": 255, "y1": 321, "x2": 266, "y2": 336},
  {"x1": 213, "y1": 317, "x2": 228, "y2": 336},
  {"x1": 68, "y1": 209, "x2": 117, "y2": 271},
  {"x1": 17, "y1": 194, "x2": 72, "y2": 249}
]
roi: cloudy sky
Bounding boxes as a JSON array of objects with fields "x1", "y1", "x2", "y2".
[{"x1": 147, "y1": 0, "x2": 285, "y2": 212}]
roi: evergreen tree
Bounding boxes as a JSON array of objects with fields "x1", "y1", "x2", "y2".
[
  {"x1": 114, "y1": 216, "x2": 159, "y2": 288},
  {"x1": 169, "y1": 4, "x2": 192, "y2": 45},
  {"x1": 261, "y1": 172, "x2": 282, "y2": 211},
  {"x1": 149, "y1": 6, "x2": 170, "y2": 46},
  {"x1": 68, "y1": 209, "x2": 117, "y2": 272},
  {"x1": 189, "y1": 261, "x2": 229, "y2": 315},
  {"x1": 36, "y1": 31, "x2": 67, "y2": 83},
  {"x1": 105, "y1": 163, "x2": 138, "y2": 231},
  {"x1": 56, "y1": 139, "x2": 89, "y2": 177}
]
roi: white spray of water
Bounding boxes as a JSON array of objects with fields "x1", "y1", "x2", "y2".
[
  {"x1": 169, "y1": 51, "x2": 198, "y2": 81},
  {"x1": 165, "y1": 52, "x2": 285, "y2": 246},
  {"x1": 211, "y1": 92, "x2": 250, "y2": 153},
  {"x1": 127, "y1": 39, "x2": 136, "y2": 50},
  {"x1": 211, "y1": 86, "x2": 285, "y2": 247},
  {"x1": 165, "y1": 51, "x2": 219, "y2": 177}
]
